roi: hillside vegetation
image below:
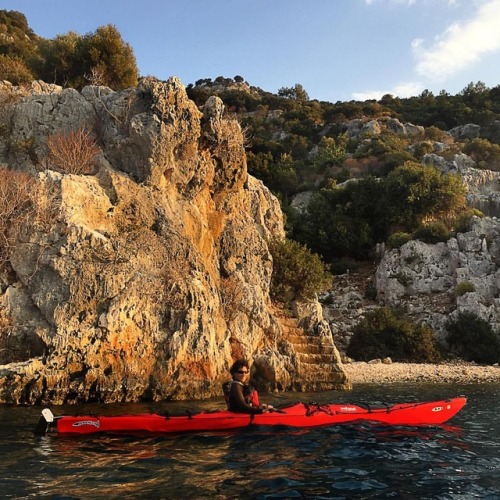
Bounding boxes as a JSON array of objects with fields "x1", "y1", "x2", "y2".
[{"x1": 187, "y1": 77, "x2": 500, "y2": 269}]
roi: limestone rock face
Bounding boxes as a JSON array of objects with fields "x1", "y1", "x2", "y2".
[
  {"x1": 375, "y1": 216, "x2": 500, "y2": 339},
  {"x1": 448, "y1": 123, "x2": 481, "y2": 140},
  {"x1": 343, "y1": 117, "x2": 424, "y2": 139},
  {"x1": 0, "y1": 78, "x2": 349, "y2": 404}
]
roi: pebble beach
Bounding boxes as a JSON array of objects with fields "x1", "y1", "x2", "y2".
[{"x1": 343, "y1": 361, "x2": 500, "y2": 384}]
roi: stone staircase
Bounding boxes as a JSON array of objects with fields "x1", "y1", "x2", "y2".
[{"x1": 280, "y1": 315, "x2": 350, "y2": 391}]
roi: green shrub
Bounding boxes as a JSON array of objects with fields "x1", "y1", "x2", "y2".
[
  {"x1": 454, "y1": 281, "x2": 475, "y2": 297},
  {"x1": 0, "y1": 55, "x2": 33, "y2": 85},
  {"x1": 424, "y1": 126, "x2": 448, "y2": 142},
  {"x1": 412, "y1": 222, "x2": 450, "y2": 244},
  {"x1": 380, "y1": 151, "x2": 415, "y2": 175},
  {"x1": 453, "y1": 209, "x2": 484, "y2": 234},
  {"x1": 269, "y1": 238, "x2": 332, "y2": 301},
  {"x1": 413, "y1": 141, "x2": 434, "y2": 158},
  {"x1": 387, "y1": 232, "x2": 412, "y2": 249},
  {"x1": 446, "y1": 312, "x2": 500, "y2": 364},
  {"x1": 346, "y1": 307, "x2": 441, "y2": 362},
  {"x1": 463, "y1": 138, "x2": 500, "y2": 170},
  {"x1": 393, "y1": 271, "x2": 411, "y2": 287}
]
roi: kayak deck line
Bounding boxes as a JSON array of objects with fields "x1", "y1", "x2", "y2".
[{"x1": 34, "y1": 397, "x2": 467, "y2": 436}]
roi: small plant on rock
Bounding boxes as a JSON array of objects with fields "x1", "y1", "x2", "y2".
[
  {"x1": 45, "y1": 127, "x2": 100, "y2": 175},
  {"x1": 387, "y1": 232, "x2": 412, "y2": 249},
  {"x1": 412, "y1": 221, "x2": 450, "y2": 244},
  {"x1": 0, "y1": 168, "x2": 36, "y2": 266},
  {"x1": 453, "y1": 208, "x2": 484, "y2": 234},
  {"x1": 454, "y1": 281, "x2": 475, "y2": 297}
]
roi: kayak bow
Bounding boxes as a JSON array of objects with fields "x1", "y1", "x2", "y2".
[{"x1": 34, "y1": 396, "x2": 467, "y2": 436}]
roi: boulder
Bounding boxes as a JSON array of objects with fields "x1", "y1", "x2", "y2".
[{"x1": 448, "y1": 123, "x2": 481, "y2": 140}]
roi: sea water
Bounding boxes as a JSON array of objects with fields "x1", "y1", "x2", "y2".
[{"x1": 0, "y1": 383, "x2": 499, "y2": 499}]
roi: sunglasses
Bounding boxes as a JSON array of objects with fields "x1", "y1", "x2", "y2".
[{"x1": 236, "y1": 370, "x2": 249, "y2": 374}]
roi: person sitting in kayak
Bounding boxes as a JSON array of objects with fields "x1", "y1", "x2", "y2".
[{"x1": 223, "y1": 359, "x2": 272, "y2": 414}]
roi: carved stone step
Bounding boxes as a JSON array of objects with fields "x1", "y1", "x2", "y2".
[
  {"x1": 292, "y1": 343, "x2": 335, "y2": 355},
  {"x1": 287, "y1": 334, "x2": 329, "y2": 345},
  {"x1": 297, "y1": 352, "x2": 337, "y2": 363}
]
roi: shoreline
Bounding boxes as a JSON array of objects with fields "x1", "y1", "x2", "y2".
[{"x1": 342, "y1": 361, "x2": 500, "y2": 384}]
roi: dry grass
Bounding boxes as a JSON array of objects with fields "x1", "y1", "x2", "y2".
[
  {"x1": 0, "y1": 168, "x2": 36, "y2": 266},
  {"x1": 31, "y1": 180, "x2": 61, "y2": 232},
  {"x1": 45, "y1": 127, "x2": 101, "y2": 175}
]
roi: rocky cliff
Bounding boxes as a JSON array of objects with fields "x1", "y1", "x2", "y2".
[
  {"x1": 375, "y1": 216, "x2": 500, "y2": 340},
  {"x1": 0, "y1": 78, "x2": 349, "y2": 404},
  {"x1": 321, "y1": 216, "x2": 500, "y2": 358}
]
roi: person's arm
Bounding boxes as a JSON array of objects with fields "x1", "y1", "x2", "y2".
[{"x1": 229, "y1": 383, "x2": 263, "y2": 414}]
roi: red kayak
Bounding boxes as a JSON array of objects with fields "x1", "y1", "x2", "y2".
[{"x1": 35, "y1": 397, "x2": 467, "y2": 435}]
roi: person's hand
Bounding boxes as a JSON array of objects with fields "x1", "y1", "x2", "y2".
[{"x1": 260, "y1": 404, "x2": 273, "y2": 412}]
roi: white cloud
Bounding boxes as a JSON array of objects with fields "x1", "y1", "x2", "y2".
[
  {"x1": 413, "y1": 0, "x2": 500, "y2": 81},
  {"x1": 352, "y1": 81, "x2": 424, "y2": 101}
]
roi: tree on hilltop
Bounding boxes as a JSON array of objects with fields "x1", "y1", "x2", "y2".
[
  {"x1": 35, "y1": 32, "x2": 82, "y2": 87},
  {"x1": 278, "y1": 83, "x2": 309, "y2": 101},
  {"x1": 1, "y1": 11, "x2": 138, "y2": 90},
  {"x1": 82, "y1": 24, "x2": 138, "y2": 90},
  {"x1": 0, "y1": 9, "x2": 40, "y2": 84}
]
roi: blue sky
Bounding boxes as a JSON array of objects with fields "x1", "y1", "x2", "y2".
[{"x1": 2, "y1": 0, "x2": 500, "y2": 102}]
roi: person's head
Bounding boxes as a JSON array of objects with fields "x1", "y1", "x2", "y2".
[{"x1": 230, "y1": 359, "x2": 250, "y2": 381}]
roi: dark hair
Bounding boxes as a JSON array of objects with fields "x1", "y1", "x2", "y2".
[{"x1": 230, "y1": 359, "x2": 249, "y2": 375}]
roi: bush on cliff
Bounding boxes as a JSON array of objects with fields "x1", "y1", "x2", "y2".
[
  {"x1": 446, "y1": 312, "x2": 500, "y2": 364},
  {"x1": 0, "y1": 168, "x2": 36, "y2": 266},
  {"x1": 0, "y1": 55, "x2": 34, "y2": 85},
  {"x1": 412, "y1": 221, "x2": 450, "y2": 244},
  {"x1": 269, "y1": 238, "x2": 332, "y2": 301},
  {"x1": 385, "y1": 162, "x2": 467, "y2": 232},
  {"x1": 346, "y1": 307, "x2": 441, "y2": 362},
  {"x1": 454, "y1": 281, "x2": 476, "y2": 297},
  {"x1": 453, "y1": 208, "x2": 484, "y2": 233},
  {"x1": 387, "y1": 232, "x2": 412, "y2": 249},
  {"x1": 45, "y1": 127, "x2": 101, "y2": 175}
]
